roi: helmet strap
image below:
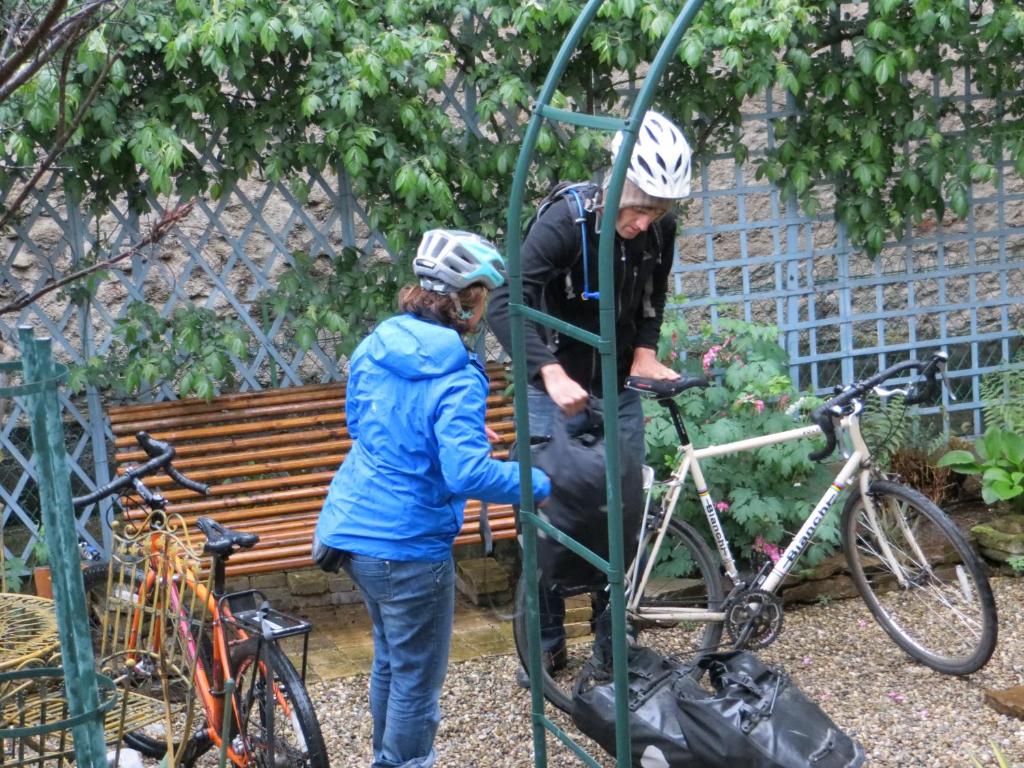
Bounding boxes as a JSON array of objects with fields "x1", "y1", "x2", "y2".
[{"x1": 450, "y1": 292, "x2": 468, "y2": 320}]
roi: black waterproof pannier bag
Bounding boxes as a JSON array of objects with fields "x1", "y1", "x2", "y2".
[
  {"x1": 572, "y1": 647, "x2": 865, "y2": 768},
  {"x1": 514, "y1": 413, "x2": 644, "y2": 594}
]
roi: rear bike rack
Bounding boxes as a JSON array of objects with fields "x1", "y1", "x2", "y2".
[{"x1": 220, "y1": 589, "x2": 313, "y2": 681}]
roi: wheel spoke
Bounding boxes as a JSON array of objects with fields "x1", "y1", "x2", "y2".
[
  {"x1": 843, "y1": 480, "x2": 997, "y2": 674},
  {"x1": 512, "y1": 518, "x2": 724, "y2": 712}
]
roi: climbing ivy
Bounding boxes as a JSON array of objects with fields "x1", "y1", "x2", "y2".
[
  {"x1": 8, "y1": 0, "x2": 1024, "y2": 398},
  {"x1": 5, "y1": 0, "x2": 1020, "y2": 255}
]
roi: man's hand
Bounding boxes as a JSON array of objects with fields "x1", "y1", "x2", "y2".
[
  {"x1": 485, "y1": 426, "x2": 500, "y2": 443},
  {"x1": 630, "y1": 347, "x2": 680, "y2": 381},
  {"x1": 540, "y1": 363, "x2": 589, "y2": 416}
]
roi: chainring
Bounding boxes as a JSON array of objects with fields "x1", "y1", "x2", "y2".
[{"x1": 724, "y1": 588, "x2": 785, "y2": 650}]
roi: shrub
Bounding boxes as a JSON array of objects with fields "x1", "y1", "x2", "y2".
[
  {"x1": 938, "y1": 428, "x2": 1024, "y2": 510},
  {"x1": 646, "y1": 313, "x2": 835, "y2": 569}
]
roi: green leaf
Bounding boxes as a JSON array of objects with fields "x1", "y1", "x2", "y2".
[
  {"x1": 936, "y1": 449, "x2": 982, "y2": 474},
  {"x1": 949, "y1": 184, "x2": 969, "y2": 218},
  {"x1": 301, "y1": 94, "x2": 323, "y2": 118},
  {"x1": 873, "y1": 54, "x2": 896, "y2": 85},
  {"x1": 681, "y1": 37, "x2": 704, "y2": 68}
]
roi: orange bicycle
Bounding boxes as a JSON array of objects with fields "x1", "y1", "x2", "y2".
[{"x1": 77, "y1": 432, "x2": 328, "y2": 767}]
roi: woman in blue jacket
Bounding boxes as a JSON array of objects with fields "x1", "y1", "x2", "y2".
[{"x1": 314, "y1": 229, "x2": 551, "y2": 768}]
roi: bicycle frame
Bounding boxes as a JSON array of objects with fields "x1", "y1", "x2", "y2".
[
  {"x1": 121, "y1": 529, "x2": 288, "y2": 767},
  {"x1": 626, "y1": 407, "x2": 886, "y2": 623}
]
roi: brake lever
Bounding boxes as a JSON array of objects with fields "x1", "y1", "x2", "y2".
[{"x1": 937, "y1": 360, "x2": 957, "y2": 402}]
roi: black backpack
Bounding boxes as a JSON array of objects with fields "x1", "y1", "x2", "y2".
[{"x1": 524, "y1": 180, "x2": 603, "y2": 300}]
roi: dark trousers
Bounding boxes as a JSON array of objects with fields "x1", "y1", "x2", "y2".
[{"x1": 524, "y1": 386, "x2": 646, "y2": 660}]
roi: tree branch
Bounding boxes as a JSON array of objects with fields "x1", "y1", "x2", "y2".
[
  {"x1": 0, "y1": 0, "x2": 114, "y2": 103},
  {"x1": 0, "y1": 0, "x2": 67, "y2": 90},
  {"x1": 0, "y1": 1, "x2": 32, "y2": 65},
  {"x1": 0, "y1": 45, "x2": 123, "y2": 232},
  {"x1": 0, "y1": 201, "x2": 194, "y2": 316}
]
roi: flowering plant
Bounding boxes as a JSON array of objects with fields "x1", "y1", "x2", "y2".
[{"x1": 646, "y1": 312, "x2": 836, "y2": 569}]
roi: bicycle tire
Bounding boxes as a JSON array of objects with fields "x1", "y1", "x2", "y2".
[
  {"x1": 230, "y1": 637, "x2": 329, "y2": 768},
  {"x1": 81, "y1": 562, "x2": 214, "y2": 760},
  {"x1": 841, "y1": 479, "x2": 998, "y2": 675},
  {"x1": 513, "y1": 517, "x2": 724, "y2": 713}
]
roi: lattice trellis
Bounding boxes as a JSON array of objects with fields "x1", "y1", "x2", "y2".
[
  {"x1": 2, "y1": 76, "x2": 1022, "y2": 555},
  {"x1": 674, "y1": 87, "x2": 1023, "y2": 438}
]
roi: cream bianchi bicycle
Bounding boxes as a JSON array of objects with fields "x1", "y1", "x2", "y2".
[{"x1": 514, "y1": 352, "x2": 998, "y2": 713}]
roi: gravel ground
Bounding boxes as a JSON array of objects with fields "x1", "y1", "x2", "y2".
[{"x1": 309, "y1": 576, "x2": 1024, "y2": 767}]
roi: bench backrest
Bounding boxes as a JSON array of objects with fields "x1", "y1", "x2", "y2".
[{"x1": 106, "y1": 364, "x2": 517, "y2": 575}]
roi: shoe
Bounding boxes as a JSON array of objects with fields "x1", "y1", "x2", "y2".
[{"x1": 515, "y1": 644, "x2": 568, "y2": 689}]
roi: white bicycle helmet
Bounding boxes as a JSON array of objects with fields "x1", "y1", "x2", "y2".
[
  {"x1": 610, "y1": 110, "x2": 692, "y2": 199},
  {"x1": 413, "y1": 229, "x2": 506, "y2": 293}
]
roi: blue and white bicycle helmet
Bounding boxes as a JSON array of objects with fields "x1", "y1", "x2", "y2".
[
  {"x1": 610, "y1": 110, "x2": 692, "y2": 199},
  {"x1": 413, "y1": 229, "x2": 506, "y2": 293}
]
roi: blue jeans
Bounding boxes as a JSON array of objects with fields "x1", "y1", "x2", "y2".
[
  {"x1": 525, "y1": 385, "x2": 646, "y2": 659},
  {"x1": 343, "y1": 554, "x2": 456, "y2": 768}
]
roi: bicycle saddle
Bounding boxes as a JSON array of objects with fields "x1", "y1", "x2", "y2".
[
  {"x1": 196, "y1": 517, "x2": 260, "y2": 555},
  {"x1": 625, "y1": 375, "x2": 709, "y2": 399}
]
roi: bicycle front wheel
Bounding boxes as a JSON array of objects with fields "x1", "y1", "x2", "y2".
[
  {"x1": 230, "y1": 638, "x2": 329, "y2": 768},
  {"x1": 81, "y1": 562, "x2": 215, "y2": 760},
  {"x1": 842, "y1": 479, "x2": 997, "y2": 675},
  {"x1": 513, "y1": 517, "x2": 723, "y2": 714}
]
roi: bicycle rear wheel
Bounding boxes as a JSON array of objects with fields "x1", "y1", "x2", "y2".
[
  {"x1": 512, "y1": 517, "x2": 723, "y2": 714},
  {"x1": 841, "y1": 479, "x2": 998, "y2": 675},
  {"x1": 630, "y1": 517, "x2": 725, "y2": 655},
  {"x1": 230, "y1": 637, "x2": 329, "y2": 768}
]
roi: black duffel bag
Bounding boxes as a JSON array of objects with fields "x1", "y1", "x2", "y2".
[
  {"x1": 514, "y1": 411, "x2": 644, "y2": 594},
  {"x1": 572, "y1": 647, "x2": 865, "y2": 768}
]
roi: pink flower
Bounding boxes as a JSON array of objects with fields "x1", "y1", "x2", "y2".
[
  {"x1": 752, "y1": 535, "x2": 782, "y2": 563},
  {"x1": 886, "y1": 692, "x2": 906, "y2": 703},
  {"x1": 754, "y1": 399, "x2": 765, "y2": 413},
  {"x1": 715, "y1": 501, "x2": 730, "y2": 512},
  {"x1": 702, "y1": 344, "x2": 724, "y2": 373}
]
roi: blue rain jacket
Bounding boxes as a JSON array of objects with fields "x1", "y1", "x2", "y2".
[{"x1": 316, "y1": 313, "x2": 550, "y2": 561}]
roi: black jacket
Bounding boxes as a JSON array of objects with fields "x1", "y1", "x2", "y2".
[{"x1": 488, "y1": 191, "x2": 675, "y2": 397}]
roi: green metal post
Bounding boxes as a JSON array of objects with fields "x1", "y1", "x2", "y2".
[
  {"x1": 18, "y1": 326, "x2": 107, "y2": 767},
  {"x1": 506, "y1": 0, "x2": 709, "y2": 765},
  {"x1": 506, "y1": 4, "x2": 614, "y2": 765}
]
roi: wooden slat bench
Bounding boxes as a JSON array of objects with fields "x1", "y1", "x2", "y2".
[{"x1": 106, "y1": 364, "x2": 517, "y2": 576}]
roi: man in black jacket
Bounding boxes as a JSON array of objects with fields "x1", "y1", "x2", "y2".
[{"x1": 488, "y1": 111, "x2": 693, "y2": 682}]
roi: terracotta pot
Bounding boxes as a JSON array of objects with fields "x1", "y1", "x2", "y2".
[{"x1": 33, "y1": 566, "x2": 52, "y2": 598}]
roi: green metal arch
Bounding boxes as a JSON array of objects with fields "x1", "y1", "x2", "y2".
[{"x1": 505, "y1": 1, "x2": 710, "y2": 765}]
